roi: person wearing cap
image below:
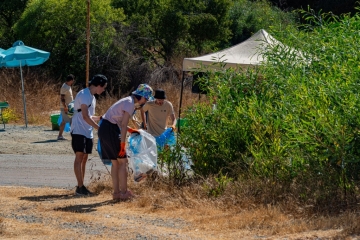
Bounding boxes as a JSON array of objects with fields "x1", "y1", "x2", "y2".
[
  {"x1": 140, "y1": 89, "x2": 177, "y2": 137},
  {"x1": 98, "y1": 83, "x2": 154, "y2": 201},
  {"x1": 70, "y1": 74, "x2": 108, "y2": 196},
  {"x1": 58, "y1": 74, "x2": 75, "y2": 140}
]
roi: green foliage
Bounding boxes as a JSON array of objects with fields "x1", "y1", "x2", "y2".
[
  {"x1": 13, "y1": 0, "x2": 126, "y2": 82},
  {"x1": 228, "y1": 0, "x2": 297, "y2": 44},
  {"x1": 157, "y1": 143, "x2": 193, "y2": 186},
  {"x1": 113, "y1": 0, "x2": 232, "y2": 66},
  {"x1": 180, "y1": 10, "x2": 360, "y2": 202},
  {"x1": 0, "y1": 0, "x2": 28, "y2": 47},
  {"x1": 203, "y1": 173, "x2": 233, "y2": 197}
]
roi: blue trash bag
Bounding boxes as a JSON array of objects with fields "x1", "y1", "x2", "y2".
[
  {"x1": 127, "y1": 129, "x2": 158, "y2": 182},
  {"x1": 97, "y1": 119, "x2": 112, "y2": 166},
  {"x1": 155, "y1": 128, "x2": 176, "y2": 150},
  {"x1": 57, "y1": 113, "x2": 71, "y2": 132}
]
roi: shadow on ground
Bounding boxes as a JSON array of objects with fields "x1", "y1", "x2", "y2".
[
  {"x1": 19, "y1": 194, "x2": 77, "y2": 201},
  {"x1": 32, "y1": 140, "x2": 60, "y2": 143},
  {"x1": 54, "y1": 200, "x2": 115, "y2": 213}
]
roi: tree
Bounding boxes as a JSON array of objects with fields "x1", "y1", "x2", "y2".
[
  {"x1": 0, "y1": 0, "x2": 28, "y2": 47},
  {"x1": 112, "y1": 0, "x2": 232, "y2": 67},
  {"x1": 13, "y1": 0, "x2": 126, "y2": 83},
  {"x1": 228, "y1": 0, "x2": 297, "y2": 45}
]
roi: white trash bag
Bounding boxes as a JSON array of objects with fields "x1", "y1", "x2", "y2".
[{"x1": 127, "y1": 129, "x2": 158, "y2": 182}]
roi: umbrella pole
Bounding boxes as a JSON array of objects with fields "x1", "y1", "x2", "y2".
[{"x1": 20, "y1": 63, "x2": 28, "y2": 128}]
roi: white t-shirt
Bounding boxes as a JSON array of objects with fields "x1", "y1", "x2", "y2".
[
  {"x1": 70, "y1": 88, "x2": 96, "y2": 138},
  {"x1": 59, "y1": 83, "x2": 73, "y2": 108},
  {"x1": 103, "y1": 96, "x2": 135, "y2": 129}
]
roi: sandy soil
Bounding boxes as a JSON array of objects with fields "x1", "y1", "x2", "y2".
[{"x1": 0, "y1": 124, "x2": 357, "y2": 239}]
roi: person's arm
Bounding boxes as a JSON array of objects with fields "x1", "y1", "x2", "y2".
[
  {"x1": 140, "y1": 107, "x2": 147, "y2": 130},
  {"x1": 120, "y1": 111, "x2": 131, "y2": 143},
  {"x1": 169, "y1": 113, "x2": 177, "y2": 131},
  {"x1": 60, "y1": 94, "x2": 68, "y2": 113},
  {"x1": 80, "y1": 104, "x2": 99, "y2": 130},
  {"x1": 168, "y1": 102, "x2": 176, "y2": 130},
  {"x1": 91, "y1": 116, "x2": 101, "y2": 122}
]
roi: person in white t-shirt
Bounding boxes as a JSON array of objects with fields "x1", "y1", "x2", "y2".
[
  {"x1": 58, "y1": 74, "x2": 75, "y2": 140},
  {"x1": 98, "y1": 83, "x2": 154, "y2": 201},
  {"x1": 71, "y1": 74, "x2": 108, "y2": 196},
  {"x1": 141, "y1": 89, "x2": 177, "y2": 137}
]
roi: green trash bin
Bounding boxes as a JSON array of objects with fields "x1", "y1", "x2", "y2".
[{"x1": 50, "y1": 113, "x2": 60, "y2": 130}]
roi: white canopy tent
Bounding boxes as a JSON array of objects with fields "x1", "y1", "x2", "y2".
[
  {"x1": 179, "y1": 29, "x2": 303, "y2": 128},
  {"x1": 183, "y1": 29, "x2": 292, "y2": 71}
]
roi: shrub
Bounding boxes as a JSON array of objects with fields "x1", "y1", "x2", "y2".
[{"x1": 179, "y1": 10, "x2": 360, "y2": 205}]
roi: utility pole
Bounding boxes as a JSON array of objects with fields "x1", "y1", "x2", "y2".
[{"x1": 86, "y1": 0, "x2": 90, "y2": 86}]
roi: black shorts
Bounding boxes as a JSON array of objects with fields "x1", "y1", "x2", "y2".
[
  {"x1": 98, "y1": 119, "x2": 121, "y2": 160},
  {"x1": 71, "y1": 134, "x2": 93, "y2": 154}
]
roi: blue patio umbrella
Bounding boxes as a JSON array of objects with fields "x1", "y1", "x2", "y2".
[
  {"x1": 1, "y1": 41, "x2": 50, "y2": 127},
  {"x1": 0, "y1": 48, "x2": 5, "y2": 67}
]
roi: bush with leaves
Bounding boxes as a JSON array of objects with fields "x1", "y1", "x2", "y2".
[{"x1": 179, "y1": 10, "x2": 360, "y2": 205}]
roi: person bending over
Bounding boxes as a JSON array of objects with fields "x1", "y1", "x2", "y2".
[{"x1": 98, "y1": 84, "x2": 154, "y2": 201}]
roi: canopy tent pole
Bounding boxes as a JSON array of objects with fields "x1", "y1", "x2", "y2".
[
  {"x1": 20, "y1": 62, "x2": 28, "y2": 127},
  {"x1": 178, "y1": 71, "x2": 185, "y2": 133}
]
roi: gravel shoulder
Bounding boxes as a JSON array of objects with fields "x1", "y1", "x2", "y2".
[{"x1": 0, "y1": 124, "x2": 79, "y2": 155}]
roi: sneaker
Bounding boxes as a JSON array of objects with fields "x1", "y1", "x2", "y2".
[
  {"x1": 75, "y1": 185, "x2": 93, "y2": 196},
  {"x1": 57, "y1": 136, "x2": 66, "y2": 140}
]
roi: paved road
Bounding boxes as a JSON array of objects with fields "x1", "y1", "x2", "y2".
[{"x1": 0, "y1": 154, "x2": 110, "y2": 188}]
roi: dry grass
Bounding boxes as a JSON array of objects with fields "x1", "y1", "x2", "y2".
[
  {"x1": 0, "y1": 69, "x2": 205, "y2": 126},
  {"x1": 0, "y1": 176, "x2": 358, "y2": 239}
]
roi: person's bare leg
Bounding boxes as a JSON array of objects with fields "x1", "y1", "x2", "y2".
[
  {"x1": 58, "y1": 121, "x2": 65, "y2": 138},
  {"x1": 111, "y1": 160, "x2": 120, "y2": 194},
  {"x1": 74, "y1": 152, "x2": 84, "y2": 187},
  {"x1": 118, "y1": 158, "x2": 128, "y2": 193},
  {"x1": 81, "y1": 154, "x2": 88, "y2": 183}
]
